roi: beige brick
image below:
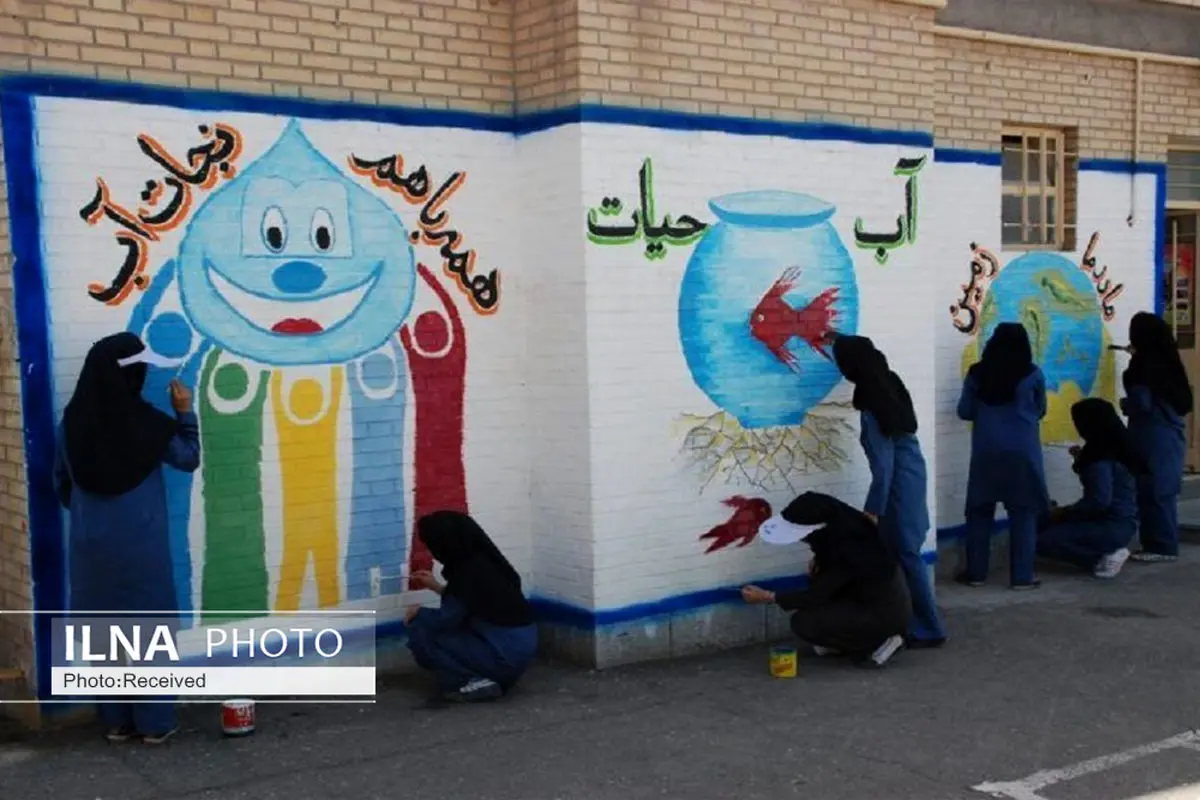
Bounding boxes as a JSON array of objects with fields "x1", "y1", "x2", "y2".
[
  {"x1": 80, "y1": 45, "x2": 143, "y2": 67},
  {"x1": 261, "y1": 64, "x2": 313, "y2": 83},
  {"x1": 27, "y1": 20, "x2": 94, "y2": 44},
  {"x1": 130, "y1": 33, "x2": 188, "y2": 55},
  {"x1": 258, "y1": 30, "x2": 311, "y2": 50},
  {"x1": 126, "y1": 0, "x2": 186, "y2": 20},
  {"x1": 172, "y1": 21, "x2": 230, "y2": 42},
  {"x1": 78, "y1": 10, "x2": 141, "y2": 32},
  {"x1": 43, "y1": 6, "x2": 78, "y2": 24},
  {"x1": 174, "y1": 56, "x2": 233, "y2": 76}
]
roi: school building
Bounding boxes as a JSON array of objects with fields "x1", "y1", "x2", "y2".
[{"x1": 0, "y1": 0, "x2": 1197, "y2": 726}]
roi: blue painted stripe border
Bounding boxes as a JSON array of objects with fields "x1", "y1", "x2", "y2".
[
  {"x1": 1154, "y1": 165, "x2": 1168, "y2": 318},
  {"x1": 0, "y1": 74, "x2": 934, "y2": 147},
  {"x1": 0, "y1": 89, "x2": 61, "y2": 703},
  {"x1": 530, "y1": 550, "x2": 939, "y2": 630},
  {"x1": 934, "y1": 148, "x2": 1002, "y2": 167}
]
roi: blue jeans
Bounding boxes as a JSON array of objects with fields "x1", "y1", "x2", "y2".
[
  {"x1": 881, "y1": 515, "x2": 946, "y2": 642},
  {"x1": 1138, "y1": 493, "x2": 1179, "y2": 557},
  {"x1": 1038, "y1": 519, "x2": 1134, "y2": 571},
  {"x1": 964, "y1": 504, "x2": 1037, "y2": 585},
  {"x1": 98, "y1": 700, "x2": 176, "y2": 735},
  {"x1": 406, "y1": 613, "x2": 537, "y2": 693}
]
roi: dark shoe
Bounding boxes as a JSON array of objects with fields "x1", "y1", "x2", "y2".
[
  {"x1": 954, "y1": 573, "x2": 984, "y2": 588},
  {"x1": 1010, "y1": 580, "x2": 1041, "y2": 591},
  {"x1": 105, "y1": 726, "x2": 136, "y2": 743},
  {"x1": 1130, "y1": 551, "x2": 1177, "y2": 563},
  {"x1": 905, "y1": 636, "x2": 946, "y2": 650}
]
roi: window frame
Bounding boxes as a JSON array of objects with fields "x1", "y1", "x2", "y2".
[
  {"x1": 1001, "y1": 125, "x2": 1069, "y2": 252},
  {"x1": 1167, "y1": 141, "x2": 1200, "y2": 210}
]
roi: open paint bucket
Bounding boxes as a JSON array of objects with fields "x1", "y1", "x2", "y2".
[
  {"x1": 221, "y1": 699, "x2": 256, "y2": 737},
  {"x1": 769, "y1": 645, "x2": 798, "y2": 678}
]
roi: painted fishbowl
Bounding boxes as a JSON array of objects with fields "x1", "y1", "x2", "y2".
[{"x1": 677, "y1": 190, "x2": 860, "y2": 429}]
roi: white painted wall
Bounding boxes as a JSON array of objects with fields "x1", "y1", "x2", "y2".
[{"x1": 19, "y1": 94, "x2": 1160, "y2": 636}]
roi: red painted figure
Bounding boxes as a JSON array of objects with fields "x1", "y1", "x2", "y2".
[
  {"x1": 400, "y1": 263, "x2": 468, "y2": 575},
  {"x1": 748, "y1": 266, "x2": 839, "y2": 371},
  {"x1": 700, "y1": 496, "x2": 773, "y2": 553}
]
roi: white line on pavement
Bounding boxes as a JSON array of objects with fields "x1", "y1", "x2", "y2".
[{"x1": 971, "y1": 730, "x2": 1200, "y2": 800}]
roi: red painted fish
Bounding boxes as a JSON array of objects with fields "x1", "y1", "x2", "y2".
[
  {"x1": 700, "y1": 496, "x2": 773, "y2": 554},
  {"x1": 749, "y1": 266, "x2": 839, "y2": 371}
]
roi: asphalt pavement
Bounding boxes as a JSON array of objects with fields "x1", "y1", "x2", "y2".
[{"x1": 2, "y1": 547, "x2": 1200, "y2": 800}]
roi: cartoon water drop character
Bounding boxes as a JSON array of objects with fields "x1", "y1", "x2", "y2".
[
  {"x1": 748, "y1": 266, "x2": 840, "y2": 371},
  {"x1": 700, "y1": 496, "x2": 773, "y2": 553}
]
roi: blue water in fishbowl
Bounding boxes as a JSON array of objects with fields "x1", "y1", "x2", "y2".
[
  {"x1": 977, "y1": 251, "x2": 1104, "y2": 397},
  {"x1": 677, "y1": 190, "x2": 860, "y2": 429}
]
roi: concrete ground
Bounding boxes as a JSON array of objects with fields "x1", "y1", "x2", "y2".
[{"x1": 3, "y1": 550, "x2": 1200, "y2": 800}]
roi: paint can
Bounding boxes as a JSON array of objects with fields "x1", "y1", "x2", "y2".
[
  {"x1": 221, "y1": 699, "x2": 256, "y2": 737},
  {"x1": 769, "y1": 645, "x2": 798, "y2": 678}
]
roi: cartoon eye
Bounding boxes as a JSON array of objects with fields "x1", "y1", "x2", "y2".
[
  {"x1": 261, "y1": 207, "x2": 287, "y2": 253},
  {"x1": 755, "y1": 313, "x2": 765, "y2": 323},
  {"x1": 311, "y1": 209, "x2": 335, "y2": 252}
]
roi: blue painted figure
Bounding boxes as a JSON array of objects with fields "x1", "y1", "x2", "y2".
[
  {"x1": 1038, "y1": 399, "x2": 1142, "y2": 579},
  {"x1": 1120, "y1": 313, "x2": 1192, "y2": 562},
  {"x1": 405, "y1": 511, "x2": 538, "y2": 703},
  {"x1": 956, "y1": 322, "x2": 1050, "y2": 588},
  {"x1": 831, "y1": 334, "x2": 947, "y2": 648},
  {"x1": 53, "y1": 333, "x2": 201, "y2": 744},
  {"x1": 124, "y1": 259, "x2": 209, "y2": 622}
]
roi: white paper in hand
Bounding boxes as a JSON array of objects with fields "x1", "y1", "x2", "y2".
[{"x1": 758, "y1": 515, "x2": 821, "y2": 546}]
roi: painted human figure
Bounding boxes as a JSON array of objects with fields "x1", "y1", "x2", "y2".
[
  {"x1": 401, "y1": 263, "x2": 469, "y2": 575},
  {"x1": 956, "y1": 322, "x2": 1049, "y2": 588},
  {"x1": 1121, "y1": 312, "x2": 1192, "y2": 562},
  {"x1": 124, "y1": 260, "x2": 210, "y2": 623},
  {"x1": 344, "y1": 339, "x2": 409, "y2": 600},
  {"x1": 830, "y1": 334, "x2": 947, "y2": 649}
]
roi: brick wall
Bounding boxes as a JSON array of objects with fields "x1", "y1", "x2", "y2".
[
  {"x1": 575, "y1": 0, "x2": 937, "y2": 129},
  {"x1": 935, "y1": 37, "x2": 1200, "y2": 162},
  {"x1": 5, "y1": 0, "x2": 513, "y2": 111}
]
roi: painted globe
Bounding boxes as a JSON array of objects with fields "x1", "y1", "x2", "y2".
[
  {"x1": 677, "y1": 190, "x2": 860, "y2": 429},
  {"x1": 978, "y1": 251, "x2": 1104, "y2": 397}
]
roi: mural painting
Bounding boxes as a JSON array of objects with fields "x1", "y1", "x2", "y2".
[
  {"x1": 949, "y1": 233, "x2": 1122, "y2": 445},
  {"x1": 70, "y1": 114, "x2": 500, "y2": 627},
  {"x1": 586, "y1": 152, "x2": 929, "y2": 553}
]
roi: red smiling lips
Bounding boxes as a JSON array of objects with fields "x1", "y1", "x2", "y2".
[{"x1": 272, "y1": 318, "x2": 324, "y2": 335}]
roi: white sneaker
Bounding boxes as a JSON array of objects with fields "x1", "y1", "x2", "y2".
[
  {"x1": 868, "y1": 635, "x2": 903, "y2": 667},
  {"x1": 1094, "y1": 547, "x2": 1130, "y2": 579}
]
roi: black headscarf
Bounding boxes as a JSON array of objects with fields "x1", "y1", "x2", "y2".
[
  {"x1": 61, "y1": 333, "x2": 177, "y2": 497},
  {"x1": 831, "y1": 334, "x2": 918, "y2": 437},
  {"x1": 781, "y1": 491, "x2": 897, "y2": 584},
  {"x1": 1071, "y1": 398, "x2": 1147, "y2": 475},
  {"x1": 968, "y1": 322, "x2": 1036, "y2": 406},
  {"x1": 417, "y1": 510, "x2": 533, "y2": 627},
  {"x1": 1124, "y1": 312, "x2": 1193, "y2": 417}
]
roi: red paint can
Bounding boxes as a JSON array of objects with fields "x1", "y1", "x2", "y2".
[{"x1": 221, "y1": 699, "x2": 256, "y2": 737}]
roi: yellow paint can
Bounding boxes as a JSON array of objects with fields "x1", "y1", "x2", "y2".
[{"x1": 769, "y1": 645, "x2": 798, "y2": 678}]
